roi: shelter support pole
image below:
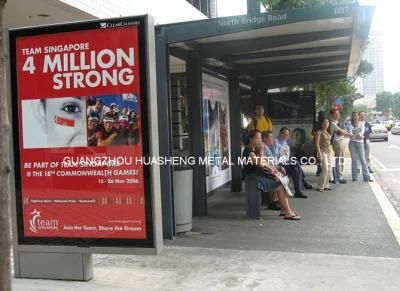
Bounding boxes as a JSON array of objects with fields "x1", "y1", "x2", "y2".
[
  {"x1": 247, "y1": 0, "x2": 260, "y2": 15},
  {"x1": 229, "y1": 73, "x2": 242, "y2": 192},
  {"x1": 155, "y1": 26, "x2": 175, "y2": 239},
  {"x1": 187, "y1": 51, "x2": 207, "y2": 217}
]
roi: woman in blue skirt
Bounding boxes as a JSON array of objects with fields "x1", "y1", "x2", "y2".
[{"x1": 242, "y1": 130, "x2": 301, "y2": 220}]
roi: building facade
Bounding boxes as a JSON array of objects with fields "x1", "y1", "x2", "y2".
[
  {"x1": 361, "y1": 29, "x2": 384, "y2": 97},
  {"x1": 186, "y1": 0, "x2": 218, "y2": 18}
]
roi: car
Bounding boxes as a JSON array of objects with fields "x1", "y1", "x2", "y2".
[
  {"x1": 384, "y1": 122, "x2": 393, "y2": 131},
  {"x1": 391, "y1": 124, "x2": 400, "y2": 135},
  {"x1": 370, "y1": 124, "x2": 388, "y2": 141}
]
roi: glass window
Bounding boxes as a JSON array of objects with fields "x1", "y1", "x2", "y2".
[{"x1": 170, "y1": 74, "x2": 191, "y2": 157}]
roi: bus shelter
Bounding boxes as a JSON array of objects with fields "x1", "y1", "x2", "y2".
[{"x1": 155, "y1": 3, "x2": 374, "y2": 239}]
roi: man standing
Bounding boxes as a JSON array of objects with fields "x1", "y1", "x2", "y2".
[
  {"x1": 330, "y1": 108, "x2": 351, "y2": 183},
  {"x1": 359, "y1": 111, "x2": 373, "y2": 173},
  {"x1": 247, "y1": 104, "x2": 273, "y2": 132},
  {"x1": 273, "y1": 127, "x2": 312, "y2": 198}
]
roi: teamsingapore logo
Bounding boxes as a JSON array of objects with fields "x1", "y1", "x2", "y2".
[{"x1": 29, "y1": 209, "x2": 59, "y2": 233}]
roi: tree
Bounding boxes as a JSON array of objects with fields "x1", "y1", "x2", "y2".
[
  {"x1": 376, "y1": 91, "x2": 400, "y2": 119},
  {"x1": 312, "y1": 80, "x2": 361, "y2": 119},
  {"x1": 0, "y1": 0, "x2": 12, "y2": 290},
  {"x1": 356, "y1": 60, "x2": 374, "y2": 79},
  {"x1": 353, "y1": 103, "x2": 370, "y2": 114},
  {"x1": 258, "y1": 0, "x2": 357, "y2": 11}
]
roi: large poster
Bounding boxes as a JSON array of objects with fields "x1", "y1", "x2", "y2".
[
  {"x1": 11, "y1": 20, "x2": 153, "y2": 246},
  {"x1": 202, "y1": 73, "x2": 231, "y2": 192},
  {"x1": 267, "y1": 92, "x2": 316, "y2": 162}
]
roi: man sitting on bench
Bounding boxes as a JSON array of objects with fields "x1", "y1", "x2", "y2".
[{"x1": 269, "y1": 127, "x2": 313, "y2": 199}]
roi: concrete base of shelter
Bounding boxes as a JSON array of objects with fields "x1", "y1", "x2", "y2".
[{"x1": 12, "y1": 165, "x2": 400, "y2": 291}]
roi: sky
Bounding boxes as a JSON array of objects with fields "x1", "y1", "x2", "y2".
[{"x1": 217, "y1": 0, "x2": 400, "y2": 93}]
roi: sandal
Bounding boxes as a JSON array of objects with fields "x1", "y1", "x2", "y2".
[
  {"x1": 317, "y1": 189, "x2": 324, "y2": 192},
  {"x1": 324, "y1": 188, "x2": 332, "y2": 191},
  {"x1": 280, "y1": 211, "x2": 297, "y2": 216},
  {"x1": 284, "y1": 214, "x2": 302, "y2": 220}
]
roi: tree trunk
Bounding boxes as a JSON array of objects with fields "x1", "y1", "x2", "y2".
[{"x1": 0, "y1": 0, "x2": 12, "y2": 290}]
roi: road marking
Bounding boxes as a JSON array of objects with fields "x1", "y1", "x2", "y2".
[
  {"x1": 370, "y1": 154, "x2": 386, "y2": 170},
  {"x1": 380, "y1": 168, "x2": 400, "y2": 172},
  {"x1": 388, "y1": 144, "x2": 400, "y2": 151},
  {"x1": 370, "y1": 174, "x2": 400, "y2": 246}
]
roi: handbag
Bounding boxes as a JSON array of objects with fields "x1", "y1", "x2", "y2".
[{"x1": 256, "y1": 166, "x2": 277, "y2": 180}]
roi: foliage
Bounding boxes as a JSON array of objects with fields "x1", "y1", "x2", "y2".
[
  {"x1": 356, "y1": 60, "x2": 374, "y2": 79},
  {"x1": 353, "y1": 103, "x2": 371, "y2": 114},
  {"x1": 257, "y1": 0, "x2": 357, "y2": 11},
  {"x1": 312, "y1": 80, "x2": 360, "y2": 119},
  {"x1": 375, "y1": 91, "x2": 400, "y2": 118}
]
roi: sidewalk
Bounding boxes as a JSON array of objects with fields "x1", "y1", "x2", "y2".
[
  {"x1": 12, "y1": 165, "x2": 400, "y2": 290},
  {"x1": 12, "y1": 247, "x2": 400, "y2": 291},
  {"x1": 169, "y1": 166, "x2": 400, "y2": 258}
]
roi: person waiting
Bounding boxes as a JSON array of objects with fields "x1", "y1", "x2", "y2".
[
  {"x1": 330, "y1": 108, "x2": 351, "y2": 184},
  {"x1": 347, "y1": 112, "x2": 373, "y2": 182},
  {"x1": 261, "y1": 131, "x2": 287, "y2": 210},
  {"x1": 359, "y1": 111, "x2": 373, "y2": 173},
  {"x1": 242, "y1": 130, "x2": 301, "y2": 220},
  {"x1": 247, "y1": 104, "x2": 273, "y2": 132},
  {"x1": 273, "y1": 127, "x2": 313, "y2": 198},
  {"x1": 315, "y1": 118, "x2": 332, "y2": 192},
  {"x1": 311, "y1": 111, "x2": 328, "y2": 176}
]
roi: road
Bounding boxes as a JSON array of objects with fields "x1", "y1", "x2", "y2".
[{"x1": 370, "y1": 132, "x2": 400, "y2": 215}]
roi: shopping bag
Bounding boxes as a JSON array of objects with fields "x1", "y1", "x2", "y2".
[{"x1": 277, "y1": 174, "x2": 294, "y2": 197}]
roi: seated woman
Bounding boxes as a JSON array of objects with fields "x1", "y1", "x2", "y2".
[{"x1": 242, "y1": 130, "x2": 301, "y2": 220}]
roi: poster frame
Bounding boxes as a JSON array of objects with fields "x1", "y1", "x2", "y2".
[
  {"x1": 201, "y1": 72, "x2": 232, "y2": 193},
  {"x1": 8, "y1": 15, "x2": 162, "y2": 254}
]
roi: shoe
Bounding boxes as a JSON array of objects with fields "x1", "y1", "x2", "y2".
[
  {"x1": 267, "y1": 202, "x2": 281, "y2": 211},
  {"x1": 339, "y1": 179, "x2": 347, "y2": 184},
  {"x1": 304, "y1": 183, "x2": 313, "y2": 190},
  {"x1": 294, "y1": 192, "x2": 308, "y2": 199},
  {"x1": 364, "y1": 179, "x2": 374, "y2": 182},
  {"x1": 352, "y1": 178, "x2": 357, "y2": 182},
  {"x1": 317, "y1": 189, "x2": 324, "y2": 192},
  {"x1": 369, "y1": 168, "x2": 374, "y2": 173},
  {"x1": 329, "y1": 180, "x2": 335, "y2": 183},
  {"x1": 280, "y1": 211, "x2": 298, "y2": 216},
  {"x1": 324, "y1": 188, "x2": 332, "y2": 191},
  {"x1": 284, "y1": 214, "x2": 302, "y2": 220}
]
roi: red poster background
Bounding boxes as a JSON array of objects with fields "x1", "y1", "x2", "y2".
[{"x1": 16, "y1": 26, "x2": 148, "y2": 239}]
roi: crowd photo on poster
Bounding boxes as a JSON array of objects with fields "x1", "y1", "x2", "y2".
[{"x1": 21, "y1": 93, "x2": 140, "y2": 149}]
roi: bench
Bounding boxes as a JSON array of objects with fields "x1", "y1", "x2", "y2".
[{"x1": 245, "y1": 173, "x2": 261, "y2": 219}]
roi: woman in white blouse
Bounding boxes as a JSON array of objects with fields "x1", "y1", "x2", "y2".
[{"x1": 347, "y1": 112, "x2": 373, "y2": 182}]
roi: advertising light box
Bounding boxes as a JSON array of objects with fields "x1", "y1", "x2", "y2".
[{"x1": 9, "y1": 17, "x2": 157, "y2": 249}]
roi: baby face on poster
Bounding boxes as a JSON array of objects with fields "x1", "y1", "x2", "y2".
[{"x1": 40, "y1": 97, "x2": 86, "y2": 147}]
